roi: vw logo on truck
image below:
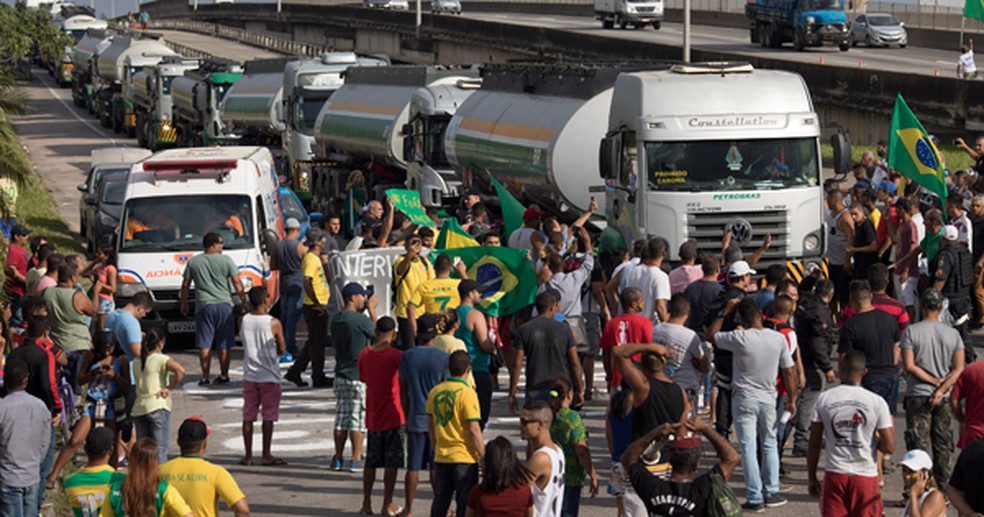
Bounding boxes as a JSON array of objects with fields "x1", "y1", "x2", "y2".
[{"x1": 724, "y1": 218, "x2": 754, "y2": 247}]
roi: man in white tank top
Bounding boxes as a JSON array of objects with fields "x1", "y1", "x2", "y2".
[
  {"x1": 508, "y1": 207, "x2": 547, "y2": 256},
  {"x1": 239, "y1": 286, "x2": 287, "y2": 466},
  {"x1": 520, "y1": 400, "x2": 565, "y2": 517}
]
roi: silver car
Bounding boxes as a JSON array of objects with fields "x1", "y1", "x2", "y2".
[
  {"x1": 431, "y1": 0, "x2": 461, "y2": 14},
  {"x1": 849, "y1": 13, "x2": 907, "y2": 48}
]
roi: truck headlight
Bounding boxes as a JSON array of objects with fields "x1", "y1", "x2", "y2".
[
  {"x1": 117, "y1": 281, "x2": 149, "y2": 298},
  {"x1": 804, "y1": 233, "x2": 820, "y2": 252},
  {"x1": 806, "y1": 16, "x2": 815, "y2": 24}
]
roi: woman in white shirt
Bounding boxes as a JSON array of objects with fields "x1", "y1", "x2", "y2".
[{"x1": 899, "y1": 449, "x2": 945, "y2": 517}]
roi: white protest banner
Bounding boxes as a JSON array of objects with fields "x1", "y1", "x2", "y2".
[{"x1": 326, "y1": 247, "x2": 403, "y2": 318}]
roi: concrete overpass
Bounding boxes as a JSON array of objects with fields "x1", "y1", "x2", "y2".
[{"x1": 142, "y1": 0, "x2": 984, "y2": 143}]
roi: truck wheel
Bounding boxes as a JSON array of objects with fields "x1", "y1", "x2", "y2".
[
  {"x1": 839, "y1": 41, "x2": 850, "y2": 51},
  {"x1": 793, "y1": 31, "x2": 805, "y2": 51},
  {"x1": 750, "y1": 26, "x2": 759, "y2": 44},
  {"x1": 652, "y1": 21, "x2": 660, "y2": 29},
  {"x1": 618, "y1": 15, "x2": 627, "y2": 29},
  {"x1": 602, "y1": 18, "x2": 614, "y2": 29}
]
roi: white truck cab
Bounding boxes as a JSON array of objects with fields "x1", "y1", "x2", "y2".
[{"x1": 116, "y1": 146, "x2": 284, "y2": 334}]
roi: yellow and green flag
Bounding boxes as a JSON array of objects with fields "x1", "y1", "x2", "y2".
[
  {"x1": 438, "y1": 245, "x2": 536, "y2": 317},
  {"x1": 966, "y1": 0, "x2": 984, "y2": 23},
  {"x1": 435, "y1": 218, "x2": 479, "y2": 249},
  {"x1": 887, "y1": 94, "x2": 947, "y2": 202}
]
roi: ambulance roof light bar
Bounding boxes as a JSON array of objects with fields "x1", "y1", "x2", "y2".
[{"x1": 142, "y1": 160, "x2": 237, "y2": 185}]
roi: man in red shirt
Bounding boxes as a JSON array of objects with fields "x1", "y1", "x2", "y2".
[
  {"x1": 4, "y1": 224, "x2": 32, "y2": 323},
  {"x1": 951, "y1": 360, "x2": 984, "y2": 447},
  {"x1": 599, "y1": 287, "x2": 652, "y2": 391},
  {"x1": 840, "y1": 263, "x2": 909, "y2": 332},
  {"x1": 357, "y1": 316, "x2": 405, "y2": 516}
]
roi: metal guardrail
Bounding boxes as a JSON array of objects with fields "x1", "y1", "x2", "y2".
[{"x1": 149, "y1": 19, "x2": 334, "y2": 57}]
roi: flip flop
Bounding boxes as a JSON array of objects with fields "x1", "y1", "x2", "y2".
[
  {"x1": 385, "y1": 507, "x2": 404, "y2": 517},
  {"x1": 238, "y1": 458, "x2": 253, "y2": 466},
  {"x1": 262, "y1": 458, "x2": 287, "y2": 466}
]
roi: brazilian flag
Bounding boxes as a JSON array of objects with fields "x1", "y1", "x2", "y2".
[
  {"x1": 488, "y1": 175, "x2": 525, "y2": 242},
  {"x1": 966, "y1": 0, "x2": 984, "y2": 23},
  {"x1": 887, "y1": 94, "x2": 947, "y2": 203},
  {"x1": 437, "y1": 246, "x2": 536, "y2": 317},
  {"x1": 435, "y1": 218, "x2": 479, "y2": 249}
]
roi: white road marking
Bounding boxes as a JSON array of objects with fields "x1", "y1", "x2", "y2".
[{"x1": 36, "y1": 72, "x2": 119, "y2": 147}]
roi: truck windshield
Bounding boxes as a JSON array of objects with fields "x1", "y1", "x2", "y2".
[
  {"x1": 297, "y1": 97, "x2": 329, "y2": 133},
  {"x1": 804, "y1": 0, "x2": 841, "y2": 10},
  {"x1": 120, "y1": 195, "x2": 253, "y2": 252},
  {"x1": 423, "y1": 116, "x2": 451, "y2": 167},
  {"x1": 644, "y1": 137, "x2": 819, "y2": 192}
]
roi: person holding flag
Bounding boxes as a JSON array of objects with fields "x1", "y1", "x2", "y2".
[{"x1": 886, "y1": 93, "x2": 948, "y2": 205}]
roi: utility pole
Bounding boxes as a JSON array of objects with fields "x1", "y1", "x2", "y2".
[
  {"x1": 683, "y1": 0, "x2": 691, "y2": 62},
  {"x1": 415, "y1": 0, "x2": 422, "y2": 38}
]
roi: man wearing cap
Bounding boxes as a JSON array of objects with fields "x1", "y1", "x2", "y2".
[
  {"x1": 399, "y1": 313, "x2": 449, "y2": 517},
  {"x1": 331, "y1": 282, "x2": 380, "y2": 472},
  {"x1": 807, "y1": 351, "x2": 895, "y2": 517},
  {"x1": 180, "y1": 232, "x2": 247, "y2": 386},
  {"x1": 702, "y1": 259, "x2": 754, "y2": 439},
  {"x1": 159, "y1": 417, "x2": 249, "y2": 517},
  {"x1": 63, "y1": 427, "x2": 125, "y2": 517},
  {"x1": 272, "y1": 217, "x2": 307, "y2": 362},
  {"x1": 4, "y1": 224, "x2": 31, "y2": 323},
  {"x1": 286, "y1": 230, "x2": 332, "y2": 388},
  {"x1": 0, "y1": 358, "x2": 53, "y2": 517},
  {"x1": 394, "y1": 233, "x2": 435, "y2": 351},
  {"x1": 358, "y1": 317, "x2": 405, "y2": 516},
  {"x1": 507, "y1": 206, "x2": 547, "y2": 255},
  {"x1": 622, "y1": 417, "x2": 740, "y2": 516},
  {"x1": 900, "y1": 288, "x2": 964, "y2": 488},
  {"x1": 709, "y1": 298, "x2": 797, "y2": 510},
  {"x1": 931, "y1": 224, "x2": 976, "y2": 362},
  {"x1": 455, "y1": 279, "x2": 496, "y2": 428}
]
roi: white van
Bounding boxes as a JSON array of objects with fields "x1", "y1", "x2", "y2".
[{"x1": 116, "y1": 146, "x2": 284, "y2": 334}]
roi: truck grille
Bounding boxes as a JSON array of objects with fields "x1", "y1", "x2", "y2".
[
  {"x1": 687, "y1": 211, "x2": 790, "y2": 270},
  {"x1": 635, "y1": 6, "x2": 655, "y2": 12}
]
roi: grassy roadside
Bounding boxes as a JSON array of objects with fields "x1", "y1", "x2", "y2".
[{"x1": 17, "y1": 165, "x2": 85, "y2": 255}]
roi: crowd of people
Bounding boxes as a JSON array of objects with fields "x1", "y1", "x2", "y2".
[{"x1": 7, "y1": 141, "x2": 984, "y2": 516}]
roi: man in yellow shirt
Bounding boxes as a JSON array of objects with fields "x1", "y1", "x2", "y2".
[
  {"x1": 63, "y1": 427, "x2": 125, "y2": 517},
  {"x1": 427, "y1": 350, "x2": 484, "y2": 517},
  {"x1": 393, "y1": 234, "x2": 435, "y2": 350},
  {"x1": 406, "y1": 254, "x2": 468, "y2": 334},
  {"x1": 159, "y1": 417, "x2": 250, "y2": 517},
  {"x1": 286, "y1": 230, "x2": 332, "y2": 388}
]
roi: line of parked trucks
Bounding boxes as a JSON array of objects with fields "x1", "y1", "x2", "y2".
[{"x1": 56, "y1": 26, "x2": 850, "y2": 333}]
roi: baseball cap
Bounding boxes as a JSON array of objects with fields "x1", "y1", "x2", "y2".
[
  {"x1": 84, "y1": 427, "x2": 115, "y2": 457},
  {"x1": 728, "y1": 260, "x2": 756, "y2": 277},
  {"x1": 178, "y1": 416, "x2": 211, "y2": 444},
  {"x1": 459, "y1": 279, "x2": 482, "y2": 296},
  {"x1": 285, "y1": 218, "x2": 301, "y2": 230},
  {"x1": 942, "y1": 225, "x2": 959, "y2": 241},
  {"x1": 670, "y1": 437, "x2": 702, "y2": 450},
  {"x1": 342, "y1": 282, "x2": 369, "y2": 300},
  {"x1": 523, "y1": 206, "x2": 546, "y2": 221},
  {"x1": 899, "y1": 449, "x2": 933, "y2": 473},
  {"x1": 10, "y1": 224, "x2": 30, "y2": 237},
  {"x1": 416, "y1": 313, "x2": 438, "y2": 342},
  {"x1": 875, "y1": 180, "x2": 897, "y2": 194}
]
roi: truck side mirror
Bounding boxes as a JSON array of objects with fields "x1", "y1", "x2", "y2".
[
  {"x1": 402, "y1": 134, "x2": 414, "y2": 163},
  {"x1": 261, "y1": 228, "x2": 278, "y2": 255},
  {"x1": 831, "y1": 132, "x2": 852, "y2": 175},
  {"x1": 599, "y1": 132, "x2": 623, "y2": 180}
]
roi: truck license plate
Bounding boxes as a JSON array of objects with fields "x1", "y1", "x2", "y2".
[
  {"x1": 167, "y1": 321, "x2": 196, "y2": 334},
  {"x1": 641, "y1": 18, "x2": 650, "y2": 22}
]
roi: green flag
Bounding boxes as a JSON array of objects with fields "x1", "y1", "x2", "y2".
[
  {"x1": 967, "y1": 0, "x2": 984, "y2": 23},
  {"x1": 435, "y1": 218, "x2": 479, "y2": 250},
  {"x1": 488, "y1": 175, "x2": 525, "y2": 241},
  {"x1": 887, "y1": 94, "x2": 947, "y2": 203},
  {"x1": 438, "y1": 246, "x2": 536, "y2": 317},
  {"x1": 386, "y1": 189, "x2": 435, "y2": 227}
]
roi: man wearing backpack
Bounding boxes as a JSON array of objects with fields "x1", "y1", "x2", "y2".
[
  {"x1": 393, "y1": 234, "x2": 434, "y2": 351},
  {"x1": 622, "y1": 417, "x2": 741, "y2": 517},
  {"x1": 932, "y1": 224, "x2": 977, "y2": 362}
]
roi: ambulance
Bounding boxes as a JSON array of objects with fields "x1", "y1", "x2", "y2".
[{"x1": 115, "y1": 146, "x2": 283, "y2": 334}]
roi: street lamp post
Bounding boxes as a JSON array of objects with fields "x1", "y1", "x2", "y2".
[
  {"x1": 416, "y1": 0, "x2": 422, "y2": 38},
  {"x1": 683, "y1": 0, "x2": 692, "y2": 62}
]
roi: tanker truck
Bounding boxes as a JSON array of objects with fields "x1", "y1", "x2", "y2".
[
  {"x1": 310, "y1": 65, "x2": 476, "y2": 216},
  {"x1": 402, "y1": 77, "x2": 481, "y2": 208},
  {"x1": 217, "y1": 57, "x2": 293, "y2": 150},
  {"x1": 443, "y1": 63, "x2": 615, "y2": 217},
  {"x1": 283, "y1": 52, "x2": 389, "y2": 202},
  {"x1": 52, "y1": 13, "x2": 107, "y2": 86},
  {"x1": 170, "y1": 58, "x2": 244, "y2": 147},
  {"x1": 126, "y1": 56, "x2": 201, "y2": 149},
  {"x1": 71, "y1": 32, "x2": 112, "y2": 111},
  {"x1": 599, "y1": 61, "x2": 850, "y2": 268},
  {"x1": 94, "y1": 36, "x2": 176, "y2": 132}
]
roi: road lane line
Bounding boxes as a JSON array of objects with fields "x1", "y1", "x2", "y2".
[{"x1": 35, "y1": 71, "x2": 119, "y2": 147}]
